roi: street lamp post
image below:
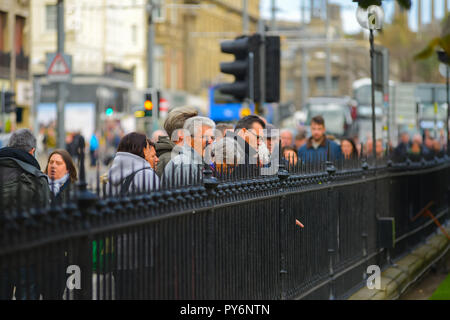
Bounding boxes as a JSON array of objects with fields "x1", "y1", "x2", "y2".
[
  {"x1": 354, "y1": 1, "x2": 384, "y2": 160},
  {"x1": 437, "y1": 50, "x2": 450, "y2": 154},
  {"x1": 447, "y1": 65, "x2": 449, "y2": 154},
  {"x1": 369, "y1": 29, "x2": 376, "y2": 159}
]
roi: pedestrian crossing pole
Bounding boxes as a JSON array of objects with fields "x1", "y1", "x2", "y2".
[
  {"x1": 146, "y1": 0, "x2": 156, "y2": 136},
  {"x1": 56, "y1": 0, "x2": 66, "y2": 149}
]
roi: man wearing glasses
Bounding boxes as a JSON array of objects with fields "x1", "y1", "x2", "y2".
[
  {"x1": 163, "y1": 116, "x2": 216, "y2": 186},
  {"x1": 226, "y1": 115, "x2": 266, "y2": 177}
]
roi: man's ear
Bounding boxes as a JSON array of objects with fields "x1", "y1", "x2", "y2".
[{"x1": 29, "y1": 148, "x2": 36, "y2": 156}]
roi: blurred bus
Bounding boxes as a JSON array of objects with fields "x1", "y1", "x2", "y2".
[
  {"x1": 208, "y1": 85, "x2": 274, "y2": 123},
  {"x1": 352, "y1": 78, "x2": 449, "y2": 145}
]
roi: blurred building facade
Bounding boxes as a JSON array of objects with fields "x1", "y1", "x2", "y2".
[
  {"x1": 277, "y1": 3, "x2": 369, "y2": 110},
  {"x1": 0, "y1": 0, "x2": 31, "y2": 131},
  {"x1": 31, "y1": 0, "x2": 260, "y2": 131}
]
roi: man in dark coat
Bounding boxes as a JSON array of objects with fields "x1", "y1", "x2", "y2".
[
  {"x1": 0, "y1": 129, "x2": 50, "y2": 211},
  {"x1": 0, "y1": 129, "x2": 50, "y2": 300},
  {"x1": 155, "y1": 106, "x2": 198, "y2": 177},
  {"x1": 228, "y1": 115, "x2": 266, "y2": 178},
  {"x1": 393, "y1": 131, "x2": 410, "y2": 162}
]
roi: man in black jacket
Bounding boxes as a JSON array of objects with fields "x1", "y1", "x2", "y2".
[
  {"x1": 155, "y1": 106, "x2": 198, "y2": 177},
  {"x1": 228, "y1": 115, "x2": 266, "y2": 178},
  {"x1": 0, "y1": 128, "x2": 50, "y2": 300}
]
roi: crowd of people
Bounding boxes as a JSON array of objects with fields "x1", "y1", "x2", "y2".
[
  {"x1": 392, "y1": 129, "x2": 447, "y2": 162},
  {"x1": 1, "y1": 108, "x2": 449, "y2": 211},
  {"x1": 0, "y1": 105, "x2": 449, "y2": 299}
]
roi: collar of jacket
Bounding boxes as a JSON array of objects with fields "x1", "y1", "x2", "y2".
[
  {"x1": 306, "y1": 136, "x2": 328, "y2": 149},
  {"x1": 155, "y1": 135, "x2": 175, "y2": 156},
  {"x1": 0, "y1": 147, "x2": 41, "y2": 170}
]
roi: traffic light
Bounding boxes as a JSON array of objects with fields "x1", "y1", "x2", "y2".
[
  {"x1": 105, "y1": 106, "x2": 114, "y2": 116},
  {"x1": 264, "y1": 36, "x2": 280, "y2": 103},
  {"x1": 155, "y1": 90, "x2": 160, "y2": 114},
  {"x1": 3, "y1": 91, "x2": 15, "y2": 113},
  {"x1": 217, "y1": 34, "x2": 261, "y2": 102},
  {"x1": 144, "y1": 93, "x2": 152, "y2": 117}
]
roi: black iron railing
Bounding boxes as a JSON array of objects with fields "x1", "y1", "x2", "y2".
[{"x1": 0, "y1": 149, "x2": 449, "y2": 300}]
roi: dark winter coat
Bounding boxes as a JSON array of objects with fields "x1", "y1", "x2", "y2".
[
  {"x1": 155, "y1": 135, "x2": 176, "y2": 177},
  {"x1": 0, "y1": 147, "x2": 50, "y2": 212}
]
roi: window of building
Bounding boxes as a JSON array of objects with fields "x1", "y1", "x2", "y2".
[
  {"x1": 285, "y1": 79, "x2": 295, "y2": 95},
  {"x1": 46, "y1": 4, "x2": 57, "y2": 31},
  {"x1": 152, "y1": 0, "x2": 166, "y2": 22},
  {"x1": 0, "y1": 12, "x2": 7, "y2": 52},
  {"x1": 315, "y1": 76, "x2": 339, "y2": 94},
  {"x1": 15, "y1": 16, "x2": 25, "y2": 55}
]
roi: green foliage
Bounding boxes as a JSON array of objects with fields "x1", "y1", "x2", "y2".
[
  {"x1": 356, "y1": 0, "x2": 411, "y2": 10},
  {"x1": 429, "y1": 273, "x2": 450, "y2": 300},
  {"x1": 414, "y1": 13, "x2": 450, "y2": 62},
  {"x1": 414, "y1": 38, "x2": 443, "y2": 60}
]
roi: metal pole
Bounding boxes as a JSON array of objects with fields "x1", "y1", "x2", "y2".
[
  {"x1": 270, "y1": 0, "x2": 276, "y2": 31},
  {"x1": 32, "y1": 77, "x2": 41, "y2": 140},
  {"x1": 433, "y1": 87, "x2": 437, "y2": 139},
  {"x1": 147, "y1": 0, "x2": 154, "y2": 89},
  {"x1": 301, "y1": 48, "x2": 309, "y2": 109},
  {"x1": 370, "y1": 30, "x2": 376, "y2": 159},
  {"x1": 243, "y1": 0, "x2": 249, "y2": 34},
  {"x1": 301, "y1": 0, "x2": 306, "y2": 25},
  {"x1": 249, "y1": 52, "x2": 254, "y2": 104},
  {"x1": 325, "y1": 0, "x2": 332, "y2": 95},
  {"x1": 1, "y1": 86, "x2": 4, "y2": 133},
  {"x1": 56, "y1": 0, "x2": 66, "y2": 149},
  {"x1": 259, "y1": 13, "x2": 266, "y2": 116},
  {"x1": 447, "y1": 65, "x2": 449, "y2": 153},
  {"x1": 146, "y1": 0, "x2": 155, "y2": 136}
]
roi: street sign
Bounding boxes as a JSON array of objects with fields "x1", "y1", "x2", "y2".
[
  {"x1": 159, "y1": 98, "x2": 169, "y2": 118},
  {"x1": 46, "y1": 53, "x2": 72, "y2": 82}
]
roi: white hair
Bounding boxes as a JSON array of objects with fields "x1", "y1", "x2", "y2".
[
  {"x1": 280, "y1": 129, "x2": 293, "y2": 137},
  {"x1": 183, "y1": 116, "x2": 216, "y2": 137}
]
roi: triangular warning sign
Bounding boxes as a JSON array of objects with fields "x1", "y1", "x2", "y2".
[{"x1": 48, "y1": 53, "x2": 70, "y2": 75}]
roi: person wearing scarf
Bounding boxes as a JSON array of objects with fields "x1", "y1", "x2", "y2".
[
  {"x1": 44, "y1": 149, "x2": 77, "y2": 204},
  {"x1": 42, "y1": 149, "x2": 78, "y2": 299}
]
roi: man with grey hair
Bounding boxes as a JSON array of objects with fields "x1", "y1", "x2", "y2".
[
  {"x1": 280, "y1": 129, "x2": 294, "y2": 148},
  {"x1": 0, "y1": 129, "x2": 50, "y2": 299},
  {"x1": 0, "y1": 128, "x2": 50, "y2": 209},
  {"x1": 155, "y1": 106, "x2": 198, "y2": 177},
  {"x1": 162, "y1": 116, "x2": 215, "y2": 187}
]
